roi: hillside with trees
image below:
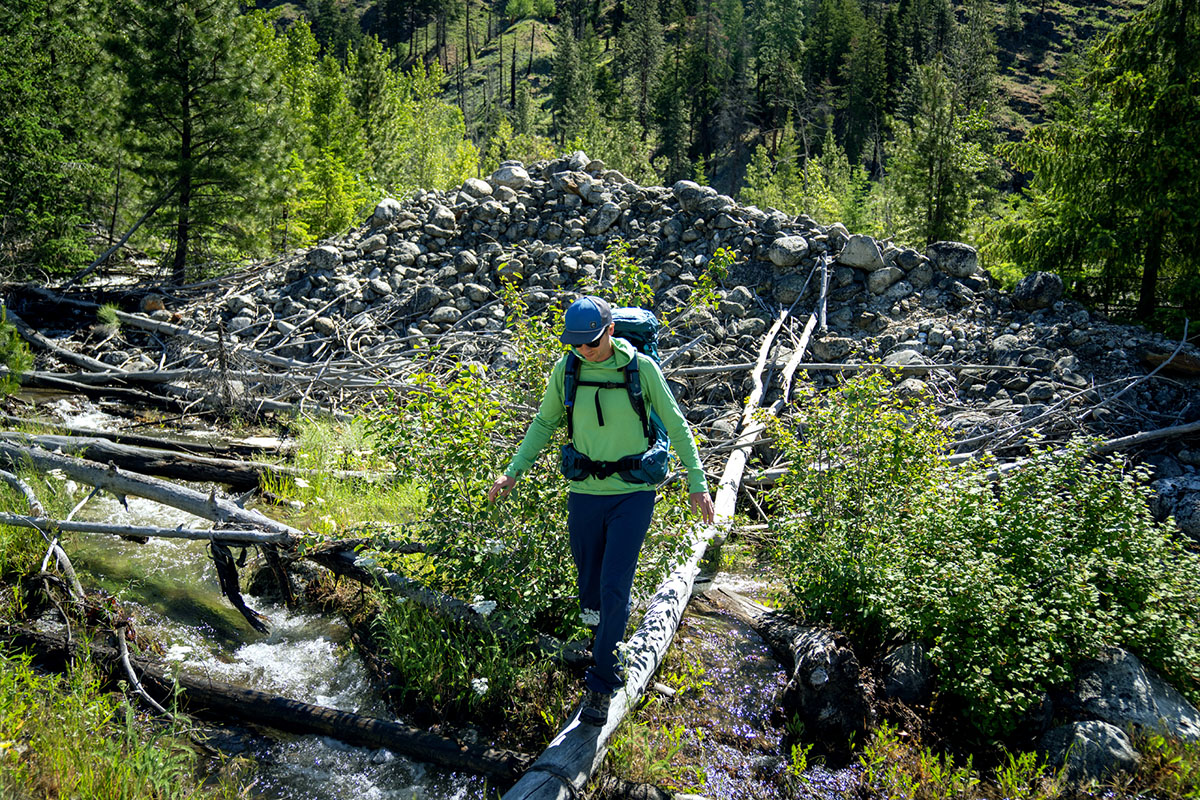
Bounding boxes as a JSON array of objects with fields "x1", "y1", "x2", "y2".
[{"x1": 1, "y1": 0, "x2": 1195, "y2": 324}]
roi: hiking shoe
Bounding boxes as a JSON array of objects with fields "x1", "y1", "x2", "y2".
[{"x1": 579, "y1": 689, "x2": 611, "y2": 726}]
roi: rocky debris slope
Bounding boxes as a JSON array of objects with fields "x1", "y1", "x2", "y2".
[{"x1": 14, "y1": 152, "x2": 1200, "y2": 533}]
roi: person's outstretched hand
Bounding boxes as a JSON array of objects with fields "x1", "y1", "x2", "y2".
[
  {"x1": 488, "y1": 474, "x2": 516, "y2": 503},
  {"x1": 689, "y1": 491, "x2": 716, "y2": 525}
]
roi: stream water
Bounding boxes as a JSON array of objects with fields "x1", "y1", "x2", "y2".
[{"x1": 30, "y1": 395, "x2": 842, "y2": 799}]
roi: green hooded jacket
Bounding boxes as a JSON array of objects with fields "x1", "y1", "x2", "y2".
[{"x1": 504, "y1": 337, "x2": 708, "y2": 495}]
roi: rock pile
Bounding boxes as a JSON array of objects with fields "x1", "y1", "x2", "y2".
[{"x1": 33, "y1": 152, "x2": 1200, "y2": 532}]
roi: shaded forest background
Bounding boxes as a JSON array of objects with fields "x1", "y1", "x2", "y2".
[{"x1": 1, "y1": 0, "x2": 1196, "y2": 324}]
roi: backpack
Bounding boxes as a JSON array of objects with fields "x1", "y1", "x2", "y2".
[{"x1": 559, "y1": 307, "x2": 672, "y2": 485}]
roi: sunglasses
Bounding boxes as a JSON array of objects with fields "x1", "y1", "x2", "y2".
[{"x1": 579, "y1": 331, "x2": 606, "y2": 348}]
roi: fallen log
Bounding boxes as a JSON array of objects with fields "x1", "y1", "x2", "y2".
[
  {"x1": 667, "y1": 361, "x2": 1037, "y2": 377},
  {"x1": 5, "y1": 626, "x2": 530, "y2": 781},
  {"x1": 0, "y1": 440, "x2": 302, "y2": 542},
  {"x1": 0, "y1": 413, "x2": 287, "y2": 459},
  {"x1": 7, "y1": 367, "x2": 188, "y2": 411},
  {"x1": 0, "y1": 431, "x2": 380, "y2": 490},
  {"x1": 503, "y1": 309, "x2": 816, "y2": 800},
  {"x1": 0, "y1": 513, "x2": 291, "y2": 545},
  {"x1": 698, "y1": 587, "x2": 875, "y2": 760}
]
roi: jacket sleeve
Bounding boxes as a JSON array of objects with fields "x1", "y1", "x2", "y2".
[
  {"x1": 640, "y1": 356, "x2": 708, "y2": 494},
  {"x1": 504, "y1": 356, "x2": 567, "y2": 479}
]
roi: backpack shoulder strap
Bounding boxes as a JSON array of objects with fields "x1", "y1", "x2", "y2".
[
  {"x1": 563, "y1": 352, "x2": 581, "y2": 441},
  {"x1": 624, "y1": 355, "x2": 652, "y2": 442}
]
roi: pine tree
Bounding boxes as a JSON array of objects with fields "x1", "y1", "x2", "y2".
[
  {"x1": 888, "y1": 62, "x2": 991, "y2": 245},
  {"x1": 615, "y1": 0, "x2": 664, "y2": 132},
  {"x1": 753, "y1": 0, "x2": 805, "y2": 128},
  {"x1": 105, "y1": 0, "x2": 285, "y2": 283},
  {"x1": 0, "y1": 0, "x2": 100, "y2": 273},
  {"x1": 989, "y1": 0, "x2": 1200, "y2": 319},
  {"x1": 841, "y1": 19, "x2": 887, "y2": 167}
]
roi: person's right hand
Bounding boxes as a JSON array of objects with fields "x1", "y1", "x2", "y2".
[{"x1": 488, "y1": 474, "x2": 516, "y2": 503}]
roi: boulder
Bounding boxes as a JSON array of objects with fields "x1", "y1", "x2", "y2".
[
  {"x1": 307, "y1": 244, "x2": 341, "y2": 271},
  {"x1": 1013, "y1": 271, "x2": 1065, "y2": 310},
  {"x1": 838, "y1": 234, "x2": 885, "y2": 270},
  {"x1": 460, "y1": 178, "x2": 492, "y2": 198},
  {"x1": 767, "y1": 235, "x2": 810, "y2": 267},
  {"x1": 867, "y1": 267, "x2": 905, "y2": 295},
  {"x1": 491, "y1": 164, "x2": 530, "y2": 190},
  {"x1": 360, "y1": 233, "x2": 388, "y2": 254},
  {"x1": 926, "y1": 241, "x2": 979, "y2": 278},
  {"x1": 1041, "y1": 721, "x2": 1140, "y2": 784},
  {"x1": 780, "y1": 628, "x2": 876, "y2": 761},
  {"x1": 881, "y1": 642, "x2": 932, "y2": 704},
  {"x1": 1150, "y1": 475, "x2": 1200, "y2": 540},
  {"x1": 369, "y1": 197, "x2": 403, "y2": 228},
  {"x1": 1059, "y1": 647, "x2": 1200, "y2": 742},
  {"x1": 883, "y1": 349, "x2": 930, "y2": 376}
]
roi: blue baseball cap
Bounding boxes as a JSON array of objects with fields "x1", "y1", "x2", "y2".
[{"x1": 561, "y1": 295, "x2": 613, "y2": 345}]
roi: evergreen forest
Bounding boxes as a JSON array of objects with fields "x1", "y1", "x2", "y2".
[{"x1": 1, "y1": 0, "x2": 1196, "y2": 323}]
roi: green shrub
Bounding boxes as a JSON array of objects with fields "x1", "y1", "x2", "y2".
[
  {"x1": 768, "y1": 371, "x2": 1200, "y2": 738},
  {"x1": 1, "y1": 309, "x2": 34, "y2": 398},
  {"x1": 365, "y1": 279, "x2": 697, "y2": 718}
]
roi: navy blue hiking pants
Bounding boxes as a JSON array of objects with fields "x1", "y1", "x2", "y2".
[{"x1": 567, "y1": 490, "x2": 656, "y2": 695}]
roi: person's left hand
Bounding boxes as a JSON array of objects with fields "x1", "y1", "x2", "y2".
[{"x1": 689, "y1": 491, "x2": 716, "y2": 525}]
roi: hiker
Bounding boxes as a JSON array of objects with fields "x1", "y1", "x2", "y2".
[{"x1": 488, "y1": 295, "x2": 715, "y2": 726}]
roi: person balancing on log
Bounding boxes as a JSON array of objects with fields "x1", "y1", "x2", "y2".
[{"x1": 488, "y1": 295, "x2": 716, "y2": 726}]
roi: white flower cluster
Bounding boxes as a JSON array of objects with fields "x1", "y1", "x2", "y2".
[
  {"x1": 471, "y1": 677, "x2": 489, "y2": 696},
  {"x1": 470, "y1": 596, "x2": 497, "y2": 617}
]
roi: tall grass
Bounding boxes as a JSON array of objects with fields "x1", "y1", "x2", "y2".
[{"x1": 0, "y1": 651, "x2": 246, "y2": 799}]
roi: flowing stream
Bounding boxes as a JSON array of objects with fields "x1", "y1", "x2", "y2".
[{"x1": 34, "y1": 395, "x2": 839, "y2": 799}]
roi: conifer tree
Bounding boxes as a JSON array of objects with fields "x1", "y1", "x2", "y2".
[
  {"x1": 988, "y1": 0, "x2": 1199, "y2": 319},
  {"x1": 753, "y1": 0, "x2": 805, "y2": 128},
  {"x1": 615, "y1": 0, "x2": 664, "y2": 132},
  {"x1": 106, "y1": 0, "x2": 285, "y2": 283},
  {"x1": 0, "y1": 0, "x2": 100, "y2": 273},
  {"x1": 841, "y1": 19, "x2": 887, "y2": 167},
  {"x1": 888, "y1": 62, "x2": 991, "y2": 245}
]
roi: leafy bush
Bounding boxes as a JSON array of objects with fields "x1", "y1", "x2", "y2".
[
  {"x1": 1, "y1": 310, "x2": 34, "y2": 398},
  {"x1": 768, "y1": 371, "x2": 1200, "y2": 738},
  {"x1": 365, "y1": 279, "x2": 698, "y2": 718}
]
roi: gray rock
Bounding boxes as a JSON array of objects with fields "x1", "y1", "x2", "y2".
[
  {"x1": 812, "y1": 337, "x2": 853, "y2": 362},
  {"x1": 1026, "y1": 380, "x2": 1055, "y2": 401},
  {"x1": 926, "y1": 241, "x2": 979, "y2": 278},
  {"x1": 491, "y1": 164, "x2": 530, "y2": 190},
  {"x1": 867, "y1": 267, "x2": 905, "y2": 294},
  {"x1": 1150, "y1": 475, "x2": 1200, "y2": 540},
  {"x1": 461, "y1": 178, "x2": 492, "y2": 198},
  {"x1": 1041, "y1": 721, "x2": 1140, "y2": 784},
  {"x1": 773, "y1": 274, "x2": 813, "y2": 305},
  {"x1": 768, "y1": 235, "x2": 810, "y2": 267},
  {"x1": 428, "y1": 204, "x2": 456, "y2": 231},
  {"x1": 587, "y1": 201, "x2": 622, "y2": 235},
  {"x1": 360, "y1": 233, "x2": 388, "y2": 254},
  {"x1": 367, "y1": 277, "x2": 392, "y2": 297},
  {"x1": 226, "y1": 315, "x2": 254, "y2": 334},
  {"x1": 308, "y1": 244, "x2": 342, "y2": 271},
  {"x1": 838, "y1": 234, "x2": 885, "y2": 270},
  {"x1": 1013, "y1": 271, "x2": 1065, "y2": 310},
  {"x1": 369, "y1": 197, "x2": 403, "y2": 228},
  {"x1": 672, "y1": 180, "x2": 717, "y2": 214},
  {"x1": 1063, "y1": 647, "x2": 1200, "y2": 741},
  {"x1": 429, "y1": 305, "x2": 462, "y2": 324},
  {"x1": 881, "y1": 642, "x2": 932, "y2": 704}
]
